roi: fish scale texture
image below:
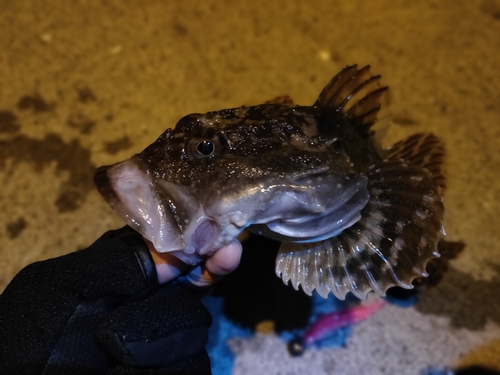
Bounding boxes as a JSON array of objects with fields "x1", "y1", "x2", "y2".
[{"x1": 1, "y1": 1, "x2": 500, "y2": 374}]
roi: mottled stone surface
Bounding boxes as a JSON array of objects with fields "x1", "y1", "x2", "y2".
[{"x1": 1, "y1": 1, "x2": 499, "y2": 373}]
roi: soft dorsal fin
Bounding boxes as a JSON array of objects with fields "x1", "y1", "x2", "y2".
[
  {"x1": 387, "y1": 134, "x2": 447, "y2": 193},
  {"x1": 315, "y1": 65, "x2": 388, "y2": 134}
]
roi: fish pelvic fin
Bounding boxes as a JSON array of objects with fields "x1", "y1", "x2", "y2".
[
  {"x1": 314, "y1": 64, "x2": 389, "y2": 135},
  {"x1": 276, "y1": 159, "x2": 444, "y2": 299},
  {"x1": 387, "y1": 133, "x2": 447, "y2": 194}
]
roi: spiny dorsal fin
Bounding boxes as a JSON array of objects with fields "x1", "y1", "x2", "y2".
[
  {"x1": 315, "y1": 65, "x2": 389, "y2": 134},
  {"x1": 387, "y1": 134, "x2": 446, "y2": 193}
]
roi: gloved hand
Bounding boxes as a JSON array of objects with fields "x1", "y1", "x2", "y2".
[{"x1": 0, "y1": 226, "x2": 242, "y2": 375}]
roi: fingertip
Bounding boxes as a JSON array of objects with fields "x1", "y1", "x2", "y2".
[
  {"x1": 183, "y1": 241, "x2": 243, "y2": 288},
  {"x1": 205, "y1": 240, "x2": 243, "y2": 276}
]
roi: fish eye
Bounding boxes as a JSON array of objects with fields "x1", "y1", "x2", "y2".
[
  {"x1": 196, "y1": 140, "x2": 215, "y2": 156},
  {"x1": 187, "y1": 133, "x2": 227, "y2": 160}
]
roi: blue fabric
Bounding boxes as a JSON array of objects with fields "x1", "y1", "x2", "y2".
[{"x1": 203, "y1": 292, "x2": 354, "y2": 375}]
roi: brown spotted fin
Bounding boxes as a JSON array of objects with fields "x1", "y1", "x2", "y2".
[
  {"x1": 387, "y1": 133, "x2": 446, "y2": 193},
  {"x1": 276, "y1": 134, "x2": 446, "y2": 299}
]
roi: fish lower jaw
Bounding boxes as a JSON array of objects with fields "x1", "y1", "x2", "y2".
[{"x1": 161, "y1": 217, "x2": 242, "y2": 262}]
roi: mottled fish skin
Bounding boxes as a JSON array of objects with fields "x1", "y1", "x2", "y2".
[{"x1": 94, "y1": 65, "x2": 446, "y2": 300}]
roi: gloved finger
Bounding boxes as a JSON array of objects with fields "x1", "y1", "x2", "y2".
[
  {"x1": 96, "y1": 282, "x2": 211, "y2": 369},
  {"x1": 183, "y1": 240, "x2": 243, "y2": 288},
  {"x1": 109, "y1": 349, "x2": 211, "y2": 374}
]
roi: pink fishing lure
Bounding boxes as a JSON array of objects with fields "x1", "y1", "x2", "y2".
[
  {"x1": 288, "y1": 300, "x2": 386, "y2": 356},
  {"x1": 303, "y1": 300, "x2": 386, "y2": 345}
]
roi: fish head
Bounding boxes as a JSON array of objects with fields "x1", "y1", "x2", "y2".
[{"x1": 94, "y1": 105, "x2": 370, "y2": 264}]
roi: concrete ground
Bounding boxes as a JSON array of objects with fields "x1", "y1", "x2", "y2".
[{"x1": 1, "y1": 1, "x2": 500, "y2": 374}]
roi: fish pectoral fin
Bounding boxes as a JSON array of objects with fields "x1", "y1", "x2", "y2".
[
  {"x1": 314, "y1": 64, "x2": 389, "y2": 134},
  {"x1": 276, "y1": 240, "x2": 369, "y2": 300},
  {"x1": 387, "y1": 133, "x2": 447, "y2": 193},
  {"x1": 276, "y1": 159, "x2": 445, "y2": 300}
]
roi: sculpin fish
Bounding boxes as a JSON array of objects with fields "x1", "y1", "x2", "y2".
[{"x1": 94, "y1": 65, "x2": 446, "y2": 299}]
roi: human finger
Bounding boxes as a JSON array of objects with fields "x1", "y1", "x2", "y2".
[
  {"x1": 145, "y1": 239, "x2": 189, "y2": 284},
  {"x1": 184, "y1": 241, "x2": 243, "y2": 287}
]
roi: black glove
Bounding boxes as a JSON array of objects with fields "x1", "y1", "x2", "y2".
[{"x1": 0, "y1": 227, "x2": 212, "y2": 375}]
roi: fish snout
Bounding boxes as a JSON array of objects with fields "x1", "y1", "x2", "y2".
[{"x1": 94, "y1": 157, "x2": 185, "y2": 253}]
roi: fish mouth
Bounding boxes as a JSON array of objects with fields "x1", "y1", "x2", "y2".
[{"x1": 94, "y1": 156, "x2": 197, "y2": 253}]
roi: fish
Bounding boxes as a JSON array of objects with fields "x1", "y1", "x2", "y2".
[{"x1": 94, "y1": 65, "x2": 446, "y2": 300}]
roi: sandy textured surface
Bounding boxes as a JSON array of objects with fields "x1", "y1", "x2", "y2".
[{"x1": 1, "y1": 1, "x2": 500, "y2": 374}]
